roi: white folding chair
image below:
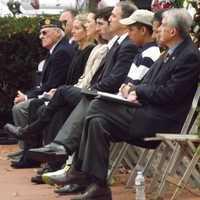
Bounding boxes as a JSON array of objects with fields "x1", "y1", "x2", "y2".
[{"x1": 108, "y1": 84, "x2": 200, "y2": 193}]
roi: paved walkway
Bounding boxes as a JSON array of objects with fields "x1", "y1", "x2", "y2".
[
  {"x1": 0, "y1": 145, "x2": 133, "y2": 200},
  {"x1": 0, "y1": 145, "x2": 200, "y2": 200}
]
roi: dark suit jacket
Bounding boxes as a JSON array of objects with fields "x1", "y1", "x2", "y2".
[
  {"x1": 91, "y1": 36, "x2": 138, "y2": 93},
  {"x1": 129, "y1": 36, "x2": 200, "y2": 141},
  {"x1": 26, "y1": 37, "x2": 75, "y2": 98}
]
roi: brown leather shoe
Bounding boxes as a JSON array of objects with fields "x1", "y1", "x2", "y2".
[
  {"x1": 70, "y1": 183, "x2": 112, "y2": 200},
  {"x1": 50, "y1": 170, "x2": 91, "y2": 186}
]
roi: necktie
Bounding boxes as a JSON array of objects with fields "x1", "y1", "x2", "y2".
[{"x1": 160, "y1": 51, "x2": 170, "y2": 63}]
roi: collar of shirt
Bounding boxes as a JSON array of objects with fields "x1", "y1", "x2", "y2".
[
  {"x1": 49, "y1": 38, "x2": 62, "y2": 54},
  {"x1": 138, "y1": 41, "x2": 157, "y2": 53},
  {"x1": 167, "y1": 40, "x2": 183, "y2": 56},
  {"x1": 107, "y1": 35, "x2": 119, "y2": 50},
  {"x1": 117, "y1": 32, "x2": 128, "y2": 45},
  {"x1": 69, "y1": 37, "x2": 74, "y2": 44}
]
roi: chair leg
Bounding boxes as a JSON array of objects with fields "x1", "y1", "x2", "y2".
[
  {"x1": 170, "y1": 145, "x2": 200, "y2": 200},
  {"x1": 148, "y1": 144, "x2": 171, "y2": 193},
  {"x1": 108, "y1": 143, "x2": 130, "y2": 181},
  {"x1": 125, "y1": 148, "x2": 148, "y2": 188},
  {"x1": 140, "y1": 149, "x2": 156, "y2": 176},
  {"x1": 124, "y1": 147, "x2": 141, "y2": 170},
  {"x1": 156, "y1": 144, "x2": 183, "y2": 199},
  {"x1": 110, "y1": 143, "x2": 122, "y2": 162}
]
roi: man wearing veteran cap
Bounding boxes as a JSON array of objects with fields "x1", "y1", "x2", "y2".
[{"x1": 6, "y1": 18, "x2": 75, "y2": 168}]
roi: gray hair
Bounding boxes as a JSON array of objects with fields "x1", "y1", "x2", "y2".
[
  {"x1": 116, "y1": 1, "x2": 138, "y2": 19},
  {"x1": 163, "y1": 8, "x2": 193, "y2": 38},
  {"x1": 54, "y1": 27, "x2": 65, "y2": 39}
]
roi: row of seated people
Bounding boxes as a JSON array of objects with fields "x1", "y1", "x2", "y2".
[
  {"x1": 6, "y1": 1, "x2": 138, "y2": 167},
  {"x1": 4, "y1": 2, "x2": 200, "y2": 200},
  {"x1": 5, "y1": 2, "x2": 155, "y2": 168}
]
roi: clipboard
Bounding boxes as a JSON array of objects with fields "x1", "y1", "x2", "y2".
[
  {"x1": 81, "y1": 88, "x2": 98, "y2": 97},
  {"x1": 96, "y1": 91, "x2": 142, "y2": 107},
  {"x1": 81, "y1": 89, "x2": 142, "y2": 107}
]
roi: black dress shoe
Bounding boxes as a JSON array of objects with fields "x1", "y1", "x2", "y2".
[
  {"x1": 11, "y1": 159, "x2": 40, "y2": 168},
  {"x1": 3, "y1": 123, "x2": 23, "y2": 139},
  {"x1": 28, "y1": 143, "x2": 68, "y2": 163},
  {"x1": 31, "y1": 175, "x2": 45, "y2": 184},
  {"x1": 50, "y1": 170, "x2": 91, "y2": 186},
  {"x1": 7, "y1": 150, "x2": 23, "y2": 159},
  {"x1": 54, "y1": 184, "x2": 86, "y2": 195},
  {"x1": 30, "y1": 143, "x2": 67, "y2": 154},
  {"x1": 9, "y1": 153, "x2": 23, "y2": 162},
  {"x1": 70, "y1": 183, "x2": 112, "y2": 200},
  {"x1": 10, "y1": 151, "x2": 41, "y2": 169}
]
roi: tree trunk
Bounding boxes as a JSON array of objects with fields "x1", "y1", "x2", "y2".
[{"x1": 87, "y1": 0, "x2": 98, "y2": 12}]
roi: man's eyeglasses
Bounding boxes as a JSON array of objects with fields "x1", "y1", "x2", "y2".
[{"x1": 40, "y1": 30, "x2": 48, "y2": 36}]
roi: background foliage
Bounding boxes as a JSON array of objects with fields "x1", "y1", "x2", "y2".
[
  {"x1": 0, "y1": 0, "x2": 199, "y2": 128},
  {"x1": 0, "y1": 17, "x2": 47, "y2": 127}
]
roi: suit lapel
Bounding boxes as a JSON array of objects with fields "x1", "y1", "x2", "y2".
[
  {"x1": 165, "y1": 36, "x2": 191, "y2": 64},
  {"x1": 142, "y1": 37, "x2": 191, "y2": 84},
  {"x1": 142, "y1": 57, "x2": 164, "y2": 83},
  {"x1": 40, "y1": 53, "x2": 51, "y2": 84},
  {"x1": 40, "y1": 40, "x2": 63, "y2": 84},
  {"x1": 101, "y1": 40, "x2": 120, "y2": 76},
  {"x1": 93, "y1": 40, "x2": 120, "y2": 83}
]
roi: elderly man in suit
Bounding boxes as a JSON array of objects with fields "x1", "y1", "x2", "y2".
[
  {"x1": 5, "y1": 19, "x2": 75, "y2": 167},
  {"x1": 35, "y1": 8, "x2": 200, "y2": 200},
  {"x1": 25, "y1": 9, "x2": 78, "y2": 127},
  {"x1": 12, "y1": 19, "x2": 75, "y2": 127}
]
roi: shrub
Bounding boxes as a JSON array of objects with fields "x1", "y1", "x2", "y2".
[{"x1": 0, "y1": 16, "x2": 47, "y2": 127}]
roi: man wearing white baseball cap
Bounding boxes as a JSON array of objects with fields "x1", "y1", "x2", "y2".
[
  {"x1": 119, "y1": 9, "x2": 160, "y2": 86},
  {"x1": 120, "y1": 9, "x2": 154, "y2": 26}
]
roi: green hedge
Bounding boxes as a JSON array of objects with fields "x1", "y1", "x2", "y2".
[{"x1": 0, "y1": 16, "x2": 47, "y2": 127}]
